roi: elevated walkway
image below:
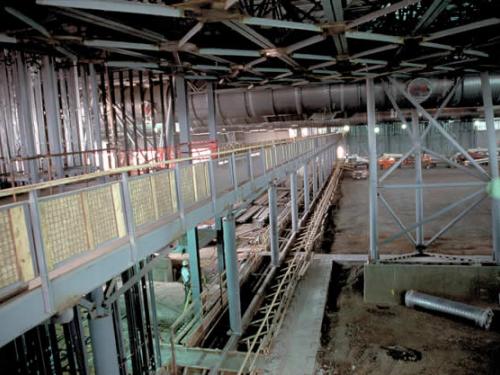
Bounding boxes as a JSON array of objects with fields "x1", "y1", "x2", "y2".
[{"x1": 0, "y1": 134, "x2": 338, "y2": 347}]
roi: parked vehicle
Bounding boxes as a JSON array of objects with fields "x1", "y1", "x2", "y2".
[
  {"x1": 422, "y1": 154, "x2": 437, "y2": 168},
  {"x1": 351, "y1": 163, "x2": 369, "y2": 179},
  {"x1": 378, "y1": 153, "x2": 402, "y2": 170},
  {"x1": 452, "y1": 148, "x2": 489, "y2": 165},
  {"x1": 402, "y1": 154, "x2": 437, "y2": 169}
]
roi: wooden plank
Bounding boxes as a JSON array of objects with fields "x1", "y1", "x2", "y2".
[
  {"x1": 236, "y1": 205, "x2": 261, "y2": 224},
  {"x1": 111, "y1": 182, "x2": 127, "y2": 238},
  {"x1": 10, "y1": 205, "x2": 34, "y2": 281}
]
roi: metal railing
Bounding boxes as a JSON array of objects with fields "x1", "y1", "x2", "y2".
[{"x1": 0, "y1": 134, "x2": 338, "y2": 309}]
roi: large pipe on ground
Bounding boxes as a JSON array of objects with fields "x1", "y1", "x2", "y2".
[
  {"x1": 190, "y1": 75, "x2": 500, "y2": 126},
  {"x1": 404, "y1": 290, "x2": 494, "y2": 330}
]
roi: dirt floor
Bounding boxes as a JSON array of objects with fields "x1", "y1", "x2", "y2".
[
  {"x1": 315, "y1": 263, "x2": 500, "y2": 375},
  {"x1": 332, "y1": 167, "x2": 492, "y2": 255}
]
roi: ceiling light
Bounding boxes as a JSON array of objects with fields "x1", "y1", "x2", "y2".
[{"x1": 374, "y1": 126, "x2": 380, "y2": 134}]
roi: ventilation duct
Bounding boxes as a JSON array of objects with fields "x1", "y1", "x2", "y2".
[{"x1": 189, "y1": 75, "x2": 500, "y2": 126}]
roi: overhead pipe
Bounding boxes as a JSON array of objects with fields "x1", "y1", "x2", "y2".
[
  {"x1": 188, "y1": 106, "x2": 498, "y2": 132},
  {"x1": 404, "y1": 290, "x2": 494, "y2": 330},
  {"x1": 189, "y1": 75, "x2": 500, "y2": 126}
]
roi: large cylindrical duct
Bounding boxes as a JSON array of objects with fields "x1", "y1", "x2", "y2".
[
  {"x1": 190, "y1": 75, "x2": 500, "y2": 126},
  {"x1": 404, "y1": 290, "x2": 494, "y2": 330}
]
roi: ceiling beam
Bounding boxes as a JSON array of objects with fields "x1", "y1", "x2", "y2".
[
  {"x1": 5, "y1": 6, "x2": 51, "y2": 38},
  {"x1": 352, "y1": 58, "x2": 388, "y2": 65},
  {"x1": 0, "y1": 33, "x2": 16, "y2": 43},
  {"x1": 240, "y1": 17, "x2": 322, "y2": 32},
  {"x1": 308, "y1": 60, "x2": 337, "y2": 70},
  {"x1": 424, "y1": 18, "x2": 500, "y2": 42},
  {"x1": 223, "y1": 21, "x2": 301, "y2": 69},
  {"x1": 292, "y1": 53, "x2": 335, "y2": 61},
  {"x1": 286, "y1": 35, "x2": 326, "y2": 53},
  {"x1": 5, "y1": 6, "x2": 76, "y2": 59},
  {"x1": 414, "y1": 0, "x2": 449, "y2": 34},
  {"x1": 106, "y1": 61, "x2": 162, "y2": 69},
  {"x1": 349, "y1": 44, "x2": 399, "y2": 59},
  {"x1": 346, "y1": 0, "x2": 421, "y2": 30},
  {"x1": 346, "y1": 31, "x2": 489, "y2": 58},
  {"x1": 346, "y1": 31, "x2": 404, "y2": 44},
  {"x1": 83, "y1": 40, "x2": 160, "y2": 51},
  {"x1": 192, "y1": 64, "x2": 231, "y2": 71},
  {"x1": 321, "y1": 0, "x2": 348, "y2": 54},
  {"x1": 36, "y1": 0, "x2": 184, "y2": 18},
  {"x1": 198, "y1": 48, "x2": 261, "y2": 57},
  {"x1": 178, "y1": 22, "x2": 204, "y2": 48},
  {"x1": 53, "y1": 8, "x2": 166, "y2": 43}
]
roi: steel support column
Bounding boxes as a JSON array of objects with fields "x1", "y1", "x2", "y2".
[
  {"x1": 303, "y1": 163, "x2": 310, "y2": 214},
  {"x1": 15, "y1": 54, "x2": 39, "y2": 183},
  {"x1": 319, "y1": 156, "x2": 324, "y2": 186},
  {"x1": 268, "y1": 182, "x2": 280, "y2": 266},
  {"x1": 480, "y1": 72, "x2": 500, "y2": 263},
  {"x1": 175, "y1": 75, "x2": 190, "y2": 159},
  {"x1": 187, "y1": 227, "x2": 202, "y2": 313},
  {"x1": 207, "y1": 82, "x2": 217, "y2": 143},
  {"x1": 41, "y1": 56, "x2": 64, "y2": 178},
  {"x1": 223, "y1": 213, "x2": 242, "y2": 335},
  {"x1": 312, "y1": 160, "x2": 318, "y2": 198},
  {"x1": 412, "y1": 110, "x2": 425, "y2": 249},
  {"x1": 165, "y1": 78, "x2": 175, "y2": 157},
  {"x1": 215, "y1": 217, "x2": 225, "y2": 273},
  {"x1": 366, "y1": 78, "x2": 379, "y2": 261},
  {"x1": 89, "y1": 288, "x2": 120, "y2": 375},
  {"x1": 290, "y1": 171, "x2": 299, "y2": 233},
  {"x1": 89, "y1": 64, "x2": 104, "y2": 170}
]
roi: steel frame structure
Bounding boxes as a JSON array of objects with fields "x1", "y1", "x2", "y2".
[
  {"x1": 1, "y1": 1, "x2": 500, "y2": 373},
  {"x1": 0, "y1": 1, "x2": 499, "y2": 89},
  {"x1": 365, "y1": 74, "x2": 500, "y2": 264}
]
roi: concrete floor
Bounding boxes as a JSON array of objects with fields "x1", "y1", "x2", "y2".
[{"x1": 332, "y1": 167, "x2": 492, "y2": 255}]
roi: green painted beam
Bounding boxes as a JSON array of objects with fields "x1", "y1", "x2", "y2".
[
  {"x1": 198, "y1": 48, "x2": 261, "y2": 57},
  {"x1": 162, "y1": 345, "x2": 263, "y2": 372},
  {"x1": 37, "y1": 0, "x2": 184, "y2": 18},
  {"x1": 241, "y1": 17, "x2": 322, "y2": 33}
]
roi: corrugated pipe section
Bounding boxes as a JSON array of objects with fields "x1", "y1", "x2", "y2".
[
  {"x1": 190, "y1": 75, "x2": 500, "y2": 126},
  {"x1": 405, "y1": 290, "x2": 494, "y2": 330}
]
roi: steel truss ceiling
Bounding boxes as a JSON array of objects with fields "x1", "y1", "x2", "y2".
[{"x1": 0, "y1": 0, "x2": 499, "y2": 87}]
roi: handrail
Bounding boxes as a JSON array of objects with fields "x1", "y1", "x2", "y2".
[{"x1": 0, "y1": 134, "x2": 332, "y2": 199}]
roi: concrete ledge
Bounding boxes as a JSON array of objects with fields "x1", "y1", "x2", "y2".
[{"x1": 364, "y1": 263, "x2": 500, "y2": 305}]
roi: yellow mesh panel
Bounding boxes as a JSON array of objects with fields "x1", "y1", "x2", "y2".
[
  {"x1": 194, "y1": 163, "x2": 210, "y2": 202},
  {"x1": 152, "y1": 170, "x2": 178, "y2": 217},
  {"x1": 129, "y1": 176, "x2": 156, "y2": 227},
  {"x1": 180, "y1": 166, "x2": 196, "y2": 207},
  {"x1": 39, "y1": 194, "x2": 89, "y2": 269},
  {"x1": 0, "y1": 209, "x2": 19, "y2": 288},
  {"x1": 86, "y1": 185, "x2": 120, "y2": 246}
]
